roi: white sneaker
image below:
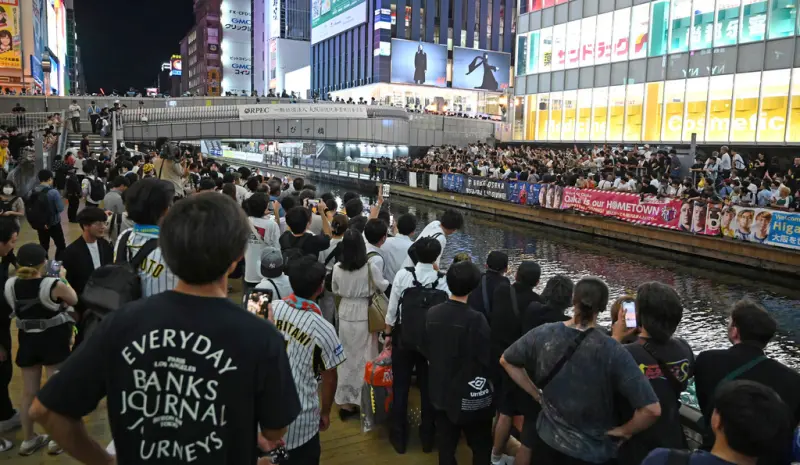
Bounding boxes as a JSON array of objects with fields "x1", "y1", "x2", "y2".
[
  {"x1": 0, "y1": 410, "x2": 20, "y2": 433},
  {"x1": 491, "y1": 454, "x2": 515, "y2": 465},
  {"x1": 18, "y1": 434, "x2": 49, "y2": 456},
  {"x1": 47, "y1": 439, "x2": 64, "y2": 455}
]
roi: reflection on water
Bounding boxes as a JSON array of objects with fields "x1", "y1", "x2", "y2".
[{"x1": 318, "y1": 183, "x2": 800, "y2": 370}]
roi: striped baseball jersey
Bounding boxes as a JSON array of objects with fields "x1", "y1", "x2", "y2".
[
  {"x1": 272, "y1": 298, "x2": 346, "y2": 450},
  {"x1": 114, "y1": 225, "x2": 179, "y2": 297}
]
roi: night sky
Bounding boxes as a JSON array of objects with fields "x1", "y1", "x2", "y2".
[{"x1": 73, "y1": 0, "x2": 195, "y2": 94}]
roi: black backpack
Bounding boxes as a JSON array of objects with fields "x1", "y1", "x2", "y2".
[
  {"x1": 24, "y1": 187, "x2": 52, "y2": 230},
  {"x1": 80, "y1": 231, "x2": 158, "y2": 340},
  {"x1": 407, "y1": 233, "x2": 442, "y2": 265},
  {"x1": 396, "y1": 267, "x2": 448, "y2": 351},
  {"x1": 0, "y1": 196, "x2": 18, "y2": 214},
  {"x1": 279, "y1": 232, "x2": 315, "y2": 266},
  {"x1": 65, "y1": 175, "x2": 81, "y2": 196},
  {"x1": 323, "y1": 242, "x2": 343, "y2": 292},
  {"x1": 89, "y1": 177, "x2": 106, "y2": 202}
]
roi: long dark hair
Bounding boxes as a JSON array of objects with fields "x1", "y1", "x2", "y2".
[{"x1": 338, "y1": 229, "x2": 367, "y2": 271}]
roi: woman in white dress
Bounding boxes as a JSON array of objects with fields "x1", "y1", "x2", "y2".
[{"x1": 332, "y1": 228, "x2": 389, "y2": 419}]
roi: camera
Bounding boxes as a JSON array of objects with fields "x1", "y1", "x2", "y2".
[{"x1": 156, "y1": 137, "x2": 181, "y2": 162}]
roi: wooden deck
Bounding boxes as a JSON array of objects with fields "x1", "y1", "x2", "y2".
[{"x1": 0, "y1": 209, "x2": 475, "y2": 464}]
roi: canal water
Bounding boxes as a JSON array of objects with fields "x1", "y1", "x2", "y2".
[{"x1": 315, "y1": 181, "x2": 800, "y2": 370}]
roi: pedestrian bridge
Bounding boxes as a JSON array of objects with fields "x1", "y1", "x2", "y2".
[{"x1": 117, "y1": 104, "x2": 496, "y2": 146}]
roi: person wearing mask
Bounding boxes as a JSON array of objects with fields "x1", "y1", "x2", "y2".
[
  {"x1": 115, "y1": 178, "x2": 178, "y2": 297},
  {"x1": 384, "y1": 238, "x2": 449, "y2": 454},
  {"x1": 5, "y1": 243, "x2": 78, "y2": 456},
  {"x1": 68, "y1": 100, "x2": 81, "y2": 133},
  {"x1": 611, "y1": 282, "x2": 695, "y2": 465},
  {"x1": 30, "y1": 193, "x2": 302, "y2": 465},
  {"x1": 30, "y1": 170, "x2": 66, "y2": 259},
  {"x1": 693, "y1": 299, "x2": 800, "y2": 464},
  {"x1": 500, "y1": 277, "x2": 661, "y2": 465},
  {"x1": 332, "y1": 229, "x2": 389, "y2": 420},
  {"x1": 642, "y1": 381, "x2": 792, "y2": 465},
  {"x1": 252, "y1": 247, "x2": 293, "y2": 301},
  {"x1": 0, "y1": 218, "x2": 19, "y2": 452},
  {"x1": 401, "y1": 209, "x2": 463, "y2": 268},
  {"x1": 421, "y1": 262, "x2": 494, "y2": 465},
  {"x1": 381, "y1": 213, "x2": 417, "y2": 283},
  {"x1": 243, "y1": 193, "x2": 281, "y2": 291},
  {"x1": 102, "y1": 176, "x2": 129, "y2": 242},
  {"x1": 467, "y1": 251, "x2": 510, "y2": 320},
  {"x1": 489, "y1": 261, "x2": 543, "y2": 465},
  {"x1": 271, "y1": 256, "x2": 346, "y2": 464}
]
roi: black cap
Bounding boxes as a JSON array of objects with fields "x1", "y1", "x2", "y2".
[
  {"x1": 486, "y1": 251, "x2": 509, "y2": 272},
  {"x1": 17, "y1": 243, "x2": 47, "y2": 267}
]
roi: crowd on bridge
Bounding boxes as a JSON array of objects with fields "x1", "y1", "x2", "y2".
[{"x1": 0, "y1": 138, "x2": 795, "y2": 465}]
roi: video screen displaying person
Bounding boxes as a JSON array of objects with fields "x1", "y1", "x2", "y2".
[
  {"x1": 414, "y1": 44, "x2": 427, "y2": 84},
  {"x1": 466, "y1": 52, "x2": 500, "y2": 91}
]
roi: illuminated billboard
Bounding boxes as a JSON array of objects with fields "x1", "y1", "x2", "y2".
[
  {"x1": 221, "y1": 0, "x2": 252, "y2": 94},
  {"x1": 523, "y1": 70, "x2": 800, "y2": 144},
  {"x1": 311, "y1": 0, "x2": 366, "y2": 44},
  {"x1": 451, "y1": 47, "x2": 511, "y2": 92},
  {"x1": 170, "y1": 55, "x2": 182, "y2": 76},
  {"x1": 390, "y1": 39, "x2": 447, "y2": 87},
  {"x1": 0, "y1": 0, "x2": 21, "y2": 69}
]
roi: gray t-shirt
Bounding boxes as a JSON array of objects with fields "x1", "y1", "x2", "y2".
[{"x1": 503, "y1": 322, "x2": 658, "y2": 463}]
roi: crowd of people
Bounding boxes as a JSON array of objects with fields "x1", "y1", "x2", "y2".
[
  {"x1": 390, "y1": 143, "x2": 800, "y2": 212},
  {"x1": 0, "y1": 140, "x2": 795, "y2": 465}
]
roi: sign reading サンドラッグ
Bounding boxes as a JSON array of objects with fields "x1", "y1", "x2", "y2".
[{"x1": 238, "y1": 104, "x2": 368, "y2": 120}]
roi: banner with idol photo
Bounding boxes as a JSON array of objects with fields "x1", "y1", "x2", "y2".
[
  {"x1": 718, "y1": 206, "x2": 800, "y2": 250},
  {"x1": 506, "y1": 181, "x2": 542, "y2": 207},
  {"x1": 560, "y1": 187, "x2": 682, "y2": 229},
  {"x1": 441, "y1": 173, "x2": 465, "y2": 193}
]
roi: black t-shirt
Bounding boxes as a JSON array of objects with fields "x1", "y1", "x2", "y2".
[
  {"x1": 616, "y1": 337, "x2": 695, "y2": 465},
  {"x1": 521, "y1": 301, "x2": 570, "y2": 334},
  {"x1": 279, "y1": 231, "x2": 331, "y2": 257},
  {"x1": 466, "y1": 271, "x2": 510, "y2": 321},
  {"x1": 37, "y1": 291, "x2": 301, "y2": 465},
  {"x1": 490, "y1": 283, "x2": 542, "y2": 363}
]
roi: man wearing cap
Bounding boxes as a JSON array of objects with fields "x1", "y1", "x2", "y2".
[
  {"x1": 466, "y1": 251, "x2": 510, "y2": 321},
  {"x1": 254, "y1": 247, "x2": 293, "y2": 301}
]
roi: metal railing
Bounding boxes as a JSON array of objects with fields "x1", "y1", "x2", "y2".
[{"x1": 0, "y1": 111, "x2": 59, "y2": 133}]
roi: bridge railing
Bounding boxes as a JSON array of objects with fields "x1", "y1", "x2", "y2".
[{"x1": 0, "y1": 112, "x2": 60, "y2": 133}]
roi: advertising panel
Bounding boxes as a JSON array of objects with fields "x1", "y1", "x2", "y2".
[
  {"x1": 561, "y1": 188, "x2": 682, "y2": 229},
  {"x1": 649, "y1": 0, "x2": 670, "y2": 56},
  {"x1": 719, "y1": 205, "x2": 800, "y2": 250},
  {"x1": 239, "y1": 103, "x2": 367, "y2": 120},
  {"x1": 611, "y1": 8, "x2": 630, "y2": 63},
  {"x1": 391, "y1": 39, "x2": 447, "y2": 86},
  {"x1": 0, "y1": 0, "x2": 21, "y2": 69},
  {"x1": 670, "y1": 0, "x2": 692, "y2": 53},
  {"x1": 565, "y1": 21, "x2": 581, "y2": 69},
  {"x1": 579, "y1": 16, "x2": 596, "y2": 67},
  {"x1": 551, "y1": 24, "x2": 566, "y2": 71},
  {"x1": 538, "y1": 27, "x2": 552, "y2": 74},
  {"x1": 715, "y1": 0, "x2": 741, "y2": 46},
  {"x1": 442, "y1": 174, "x2": 465, "y2": 193},
  {"x1": 516, "y1": 34, "x2": 528, "y2": 75},
  {"x1": 312, "y1": 0, "x2": 366, "y2": 44},
  {"x1": 767, "y1": 0, "x2": 796, "y2": 38},
  {"x1": 691, "y1": 0, "x2": 715, "y2": 49},
  {"x1": 595, "y1": 13, "x2": 613, "y2": 65},
  {"x1": 170, "y1": 55, "x2": 182, "y2": 77},
  {"x1": 269, "y1": 0, "x2": 281, "y2": 39},
  {"x1": 740, "y1": 0, "x2": 768, "y2": 42},
  {"x1": 451, "y1": 47, "x2": 511, "y2": 92},
  {"x1": 221, "y1": 0, "x2": 252, "y2": 94},
  {"x1": 527, "y1": 31, "x2": 540, "y2": 74},
  {"x1": 506, "y1": 181, "x2": 541, "y2": 205},
  {"x1": 629, "y1": 3, "x2": 650, "y2": 60},
  {"x1": 32, "y1": 0, "x2": 43, "y2": 64}
]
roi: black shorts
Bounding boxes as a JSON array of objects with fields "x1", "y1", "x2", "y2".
[
  {"x1": 520, "y1": 402, "x2": 542, "y2": 449},
  {"x1": 286, "y1": 434, "x2": 320, "y2": 465},
  {"x1": 529, "y1": 429, "x2": 615, "y2": 465},
  {"x1": 16, "y1": 324, "x2": 72, "y2": 368},
  {"x1": 497, "y1": 373, "x2": 524, "y2": 417}
]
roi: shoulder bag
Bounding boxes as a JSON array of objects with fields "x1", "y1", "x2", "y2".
[{"x1": 366, "y1": 261, "x2": 389, "y2": 333}]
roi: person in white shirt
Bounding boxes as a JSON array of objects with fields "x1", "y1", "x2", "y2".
[
  {"x1": 243, "y1": 193, "x2": 281, "y2": 290},
  {"x1": 719, "y1": 147, "x2": 732, "y2": 176},
  {"x1": 80, "y1": 160, "x2": 103, "y2": 208},
  {"x1": 381, "y1": 213, "x2": 417, "y2": 283},
  {"x1": 598, "y1": 175, "x2": 614, "y2": 190},
  {"x1": 732, "y1": 151, "x2": 745, "y2": 172},
  {"x1": 643, "y1": 144, "x2": 652, "y2": 161},
  {"x1": 364, "y1": 218, "x2": 389, "y2": 282},
  {"x1": 252, "y1": 246, "x2": 293, "y2": 301},
  {"x1": 68, "y1": 100, "x2": 81, "y2": 133},
  {"x1": 401, "y1": 209, "x2": 464, "y2": 269}
]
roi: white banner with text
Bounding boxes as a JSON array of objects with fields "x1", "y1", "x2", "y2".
[{"x1": 238, "y1": 104, "x2": 368, "y2": 120}]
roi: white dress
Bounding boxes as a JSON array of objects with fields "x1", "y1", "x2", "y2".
[{"x1": 332, "y1": 261, "x2": 389, "y2": 406}]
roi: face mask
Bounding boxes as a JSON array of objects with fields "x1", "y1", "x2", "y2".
[{"x1": 2, "y1": 188, "x2": 12, "y2": 195}]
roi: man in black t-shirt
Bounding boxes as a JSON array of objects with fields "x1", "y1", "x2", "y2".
[
  {"x1": 279, "y1": 206, "x2": 331, "y2": 263},
  {"x1": 0, "y1": 219, "x2": 19, "y2": 445},
  {"x1": 31, "y1": 193, "x2": 301, "y2": 465},
  {"x1": 612, "y1": 282, "x2": 695, "y2": 465}
]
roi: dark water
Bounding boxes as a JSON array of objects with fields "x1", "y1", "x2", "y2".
[{"x1": 317, "y1": 182, "x2": 800, "y2": 370}]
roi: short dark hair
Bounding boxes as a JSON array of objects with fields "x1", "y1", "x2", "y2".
[
  {"x1": 730, "y1": 299, "x2": 777, "y2": 349},
  {"x1": 286, "y1": 256, "x2": 326, "y2": 299},
  {"x1": 198, "y1": 178, "x2": 216, "y2": 191},
  {"x1": 338, "y1": 229, "x2": 367, "y2": 271},
  {"x1": 292, "y1": 177, "x2": 304, "y2": 191},
  {"x1": 516, "y1": 261, "x2": 541, "y2": 288},
  {"x1": 344, "y1": 198, "x2": 364, "y2": 219},
  {"x1": 572, "y1": 277, "x2": 609, "y2": 325},
  {"x1": 38, "y1": 169, "x2": 53, "y2": 182},
  {"x1": 246, "y1": 177, "x2": 259, "y2": 192},
  {"x1": 77, "y1": 207, "x2": 108, "y2": 229},
  {"x1": 160, "y1": 193, "x2": 250, "y2": 284},
  {"x1": 343, "y1": 191, "x2": 358, "y2": 204},
  {"x1": 364, "y1": 218, "x2": 388, "y2": 245},
  {"x1": 414, "y1": 237, "x2": 442, "y2": 264},
  {"x1": 396, "y1": 213, "x2": 417, "y2": 236},
  {"x1": 111, "y1": 176, "x2": 130, "y2": 188},
  {"x1": 446, "y1": 262, "x2": 481, "y2": 297},
  {"x1": 440, "y1": 209, "x2": 464, "y2": 231},
  {"x1": 377, "y1": 210, "x2": 391, "y2": 228},
  {"x1": 324, "y1": 198, "x2": 337, "y2": 213},
  {"x1": 1, "y1": 179, "x2": 16, "y2": 195},
  {"x1": 636, "y1": 282, "x2": 682, "y2": 343},
  {"x1": 268, "y1": 179, "x2": 282, "y2": 196},
  {"x1": 298, "y1": 189, "x2": 315, "y2": 201},
  {"x1": 714, "y1": 380, "x2": 792, "y2": 458},
  {"x1": 285, "y1": 206, "x2": 311, "y2": 234},
  {"x1": 348, "y1": 215, "x2": 368, "y2": 233},
  {"x1": 245, "y1": 192, "x2": 269, "y2": 218},
  {"x1": 486, "y1": 251, "x2": 508, "y2": 272},
  {"x1": 125, "y1": 178, "x2": 174, "y2": 225},
  {"x1": 0, "y1": 217, "x2": 20, "y2": 244},
  {"x1": 541, "y1": 275, "x2": 574, "y2": 312},
  {"x1": 281, "y1": 195, "x2": 296, "y2": 212}
]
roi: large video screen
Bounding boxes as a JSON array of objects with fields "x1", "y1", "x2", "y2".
[
  {"x1": 390, "y1": 39, "x2": 447, "y2": 87},
  {"x1": 451, "y1": 47, "x2": 511, "y2": 92},
  {"x1": 311, "y1": 0, "x2": 366, "y2": 44}
]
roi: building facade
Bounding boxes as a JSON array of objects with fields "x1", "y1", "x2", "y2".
[
  {"x1": 252, "y1": 0, "x2": 311, "y2": 95},
  {"x1": 514, "y1": 0, "x2": 800, "y2": 145},
  {"x1": 310, "y1": 0, "x2": 516, "y2": 114},
  {"x1": 65, "y1": 0, "x2": 86, "y2": 95}
]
